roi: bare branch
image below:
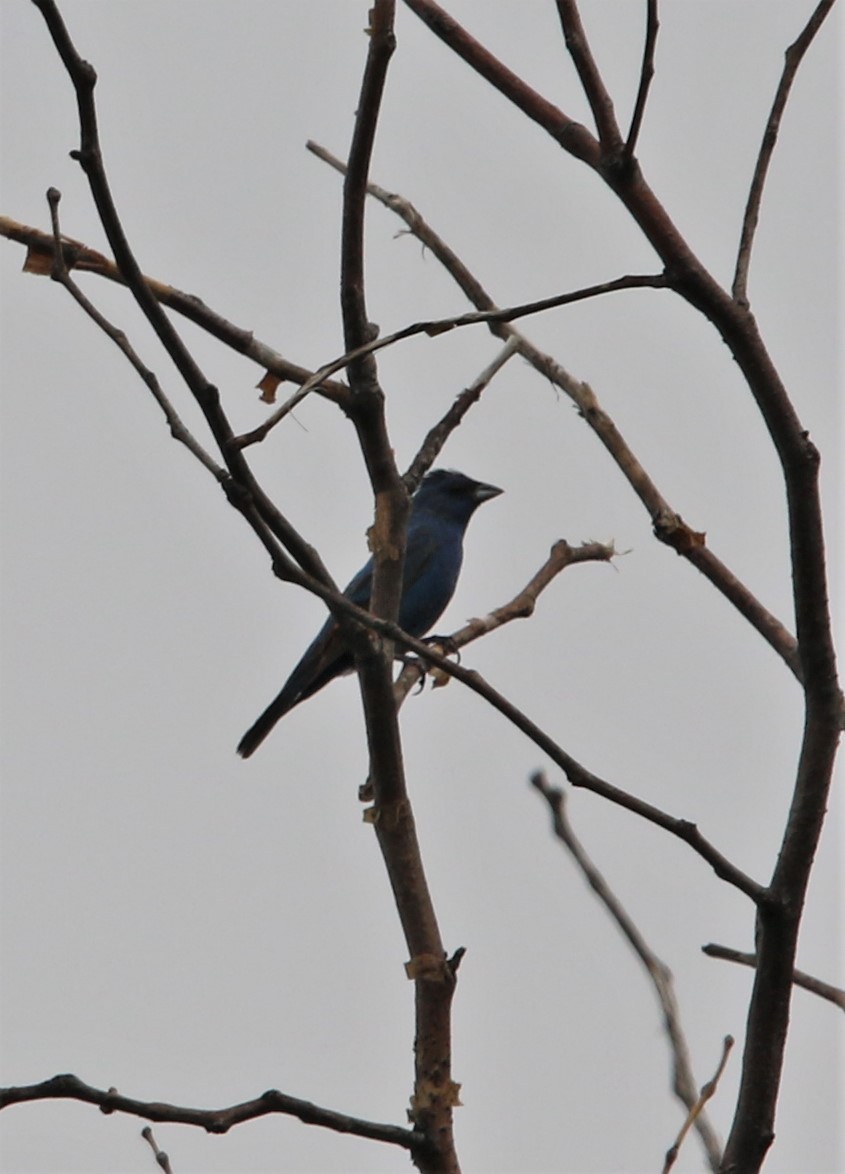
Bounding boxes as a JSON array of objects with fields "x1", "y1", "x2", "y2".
[
  {"x1": 141, "y1": 1127, "x2": 174, "y2": 1174},
  {"x1": 405, "y1": 338, "x2": 520, "y2": 488},
  {"x1": 555, "y1": 0, "x2": 624, "y2": 153},
  {"x1": 0, "y1": 214, "x2": 350, "y2": 408},
  {"x1": 530, "y1": 771, "x2": 723, "y2": 1172},
  {"x1": 702, "y1": 944, "x2": 845, "y2": 1012},
  {"x1": 402, "y1": 0, "x2": 600, "y2": 164},
  {"x1": 44, "y1": 189, "x2": 225, "y2": 482},
  {"x1": 663, "y1": 1036, "x2": 734, "y2": 1174},
  {"x1": 232, "y1": 271, "x2": 669, "y2": 450},
  {"x1": 625, "y1": 0, "x2": 659, "y2": 158},
  {"x1": 732, "y1": 0, "x2": 838, "y2": 304},
  {"x1": 0, "y1": 1074, "x2": 417, "y2": 1152},
  {"x1": 31, "y1": 0, "x2": 334, "y2": 590}
]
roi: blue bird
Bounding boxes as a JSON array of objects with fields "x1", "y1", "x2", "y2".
[{"x1": 237, "y1": 469, "x2": 502, "y2": 757}]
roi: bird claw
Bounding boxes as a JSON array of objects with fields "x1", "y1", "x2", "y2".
[
  {"x1": 399, "y1": 636, "x2": 461, "y2": 694},
  {"x1": 421, "y1": 634, "x2": 461, "y2": 662}
]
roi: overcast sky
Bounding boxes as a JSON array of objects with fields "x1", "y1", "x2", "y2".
[{"x1": 0, "y1": 3, "x2": 841, "y2": 1172}]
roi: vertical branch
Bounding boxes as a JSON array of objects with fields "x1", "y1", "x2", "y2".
[
  {"x1": 338, "y1": 7, "x2": 460, "y2": 1170},
  {"x1": 625, "y1": 0, "x2": 659, "y2": 158}
]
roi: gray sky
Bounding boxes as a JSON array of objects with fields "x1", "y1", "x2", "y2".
[{"x1": 0, "y1": 2, "x2": 841, "y2": 1172}]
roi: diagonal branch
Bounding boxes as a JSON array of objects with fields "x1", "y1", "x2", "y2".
[
  {"x1": 732, "y1": 0, "x2": 837, "y2": 304},
  {"x1": 405, "y1": 338, "x2": 520, "y2": 487},
  {"x1": 531, "y1": 771, "x2": 723, "y2": 1173},
  {"x1": 31, "y1": 0, "x2": 334, "y2": 591},
  {"x1": 662, "y1": 1036, "x2": 734, "y2": 1174},
  {"x1": 0, "y1": 213, "x2": 350, "y2": 407},
  {"x1": 44, "y1": 188, "x2": 224, "y2": 481},
  {"x1": 555, "y1": 0, "x2": 624, "y2": 154},
  {"x1": 403, "y1": 0, "x2": 600, "y2": 164}
]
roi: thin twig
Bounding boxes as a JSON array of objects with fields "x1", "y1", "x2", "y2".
[
  {"x1": 141, "y1": 1126, "x2": 174, "y2": 1174},
  {"x1": 625, "y1": 0, "x2": 659, "y2": 158},
  {"x1": 45, "y1": 189, "x2": 225, "y2": 481},
  {"x1": 530, "y1": 771, "x2": 723, "y2": 1172},
  {"x1": 0, "y1": 1074, "x2": 417, "y2": 1151},
  {"x1": 555, "y1": 0, "x2": 623, "y2": 153},
  {"x1": 732, "y1": 0, "x2": 837, "y2": 304},
  {"x1": 405, "y1": 337, "x2": 520, "y2": 488},
  {"x1": 702, "y1": 944, "x2": 845, "y2": 1012},
  {"x1": 663, "y1": 1036, "x2": 734, "y2": 1173},
  {"x1": 230, "y1": 272, "x2": 669, "y2": 450},
  {"x1": 32, "y1": 0, "x2": 335, "y2": 593}
]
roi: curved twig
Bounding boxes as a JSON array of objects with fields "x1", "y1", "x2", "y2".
[
  {"x1": 732, "y1": 0, "x2": 837, "y2": 304},
  {"x1": 0, "y1": 1074, "x2": 417, "y2": 1152},
  {"x1": 531, "y1": 771, "x2": 723, "y2": 1172}
]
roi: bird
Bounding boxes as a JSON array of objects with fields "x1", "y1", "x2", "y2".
[{"x1": 237, "y1": 469, "x2": 503, "y2": 757}]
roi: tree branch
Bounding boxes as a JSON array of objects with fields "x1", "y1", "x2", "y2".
[
  {"x1": 0, "y1": 212, "x2": 350, "y2": 407},
  {"x1": 732, "y1": 0, "x2": 837, "y2": 304},
  {"x1": 662, "y1": 1036, "x2": 734, "y2": 1174},
  {"x1": 405, "y1": 338, "x2": 520, "y2": 487},
  {"x1": 44, "y1": 188, "x2": 224, "y2": 481},
  {"x1": 555, "y1": 0, "x2": 624, "y2": 155},
  {"x1": 625, "y1": 0, "x2": 659, "y2": 159},
  {"x1": 403, "y1": 0, "x2": 600, "y2": 164},
  {"x1": 0, "y1": 1074, "x2": 418, "y2": 1152},
  {"x1": 30, "y1": 0, "x2": 334, "y2": 590},
  {"x1": 702, "y1": 943, "x2": 845, "y2": 1012},
  {"x1": 530, "y1": 771, "x2": 723, "y2": 1172},
  {"x1": 336, "y1": 9, "x2": 460, "y2": 1169}
]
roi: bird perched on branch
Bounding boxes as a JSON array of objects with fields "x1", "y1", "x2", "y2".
[{"x1": 237, "y1": 469, "x2": 502, "y2": 757}]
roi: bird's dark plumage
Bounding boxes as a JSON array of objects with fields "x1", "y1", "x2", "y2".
[{"x1": 237, "y1": 469, "x2": 502, "y2": 757}]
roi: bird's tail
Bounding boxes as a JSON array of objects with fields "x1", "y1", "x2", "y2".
[{"x1": 237, "y1": 686, "x2": 300, "y2": 758}]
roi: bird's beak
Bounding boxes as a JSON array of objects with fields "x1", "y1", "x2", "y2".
[{"x1": 474, "y1": 481, "x2": 503, "y2": 502}]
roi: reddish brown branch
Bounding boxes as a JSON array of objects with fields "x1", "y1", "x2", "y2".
[
  {"x1": 555, "y1": 0, "x2": 623, "y2": 153},
  {"x1": 402, "y1": 0, "x2": 600, "y2": 164}
]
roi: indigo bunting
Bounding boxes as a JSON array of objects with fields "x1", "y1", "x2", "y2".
[{"x1": 237, "y1": 469, "x2": 502, "y2": 757}]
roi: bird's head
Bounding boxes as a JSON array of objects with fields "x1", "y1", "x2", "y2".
[{"x1": 413, "y1": 469, "x2": 503, "y2": 523}]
